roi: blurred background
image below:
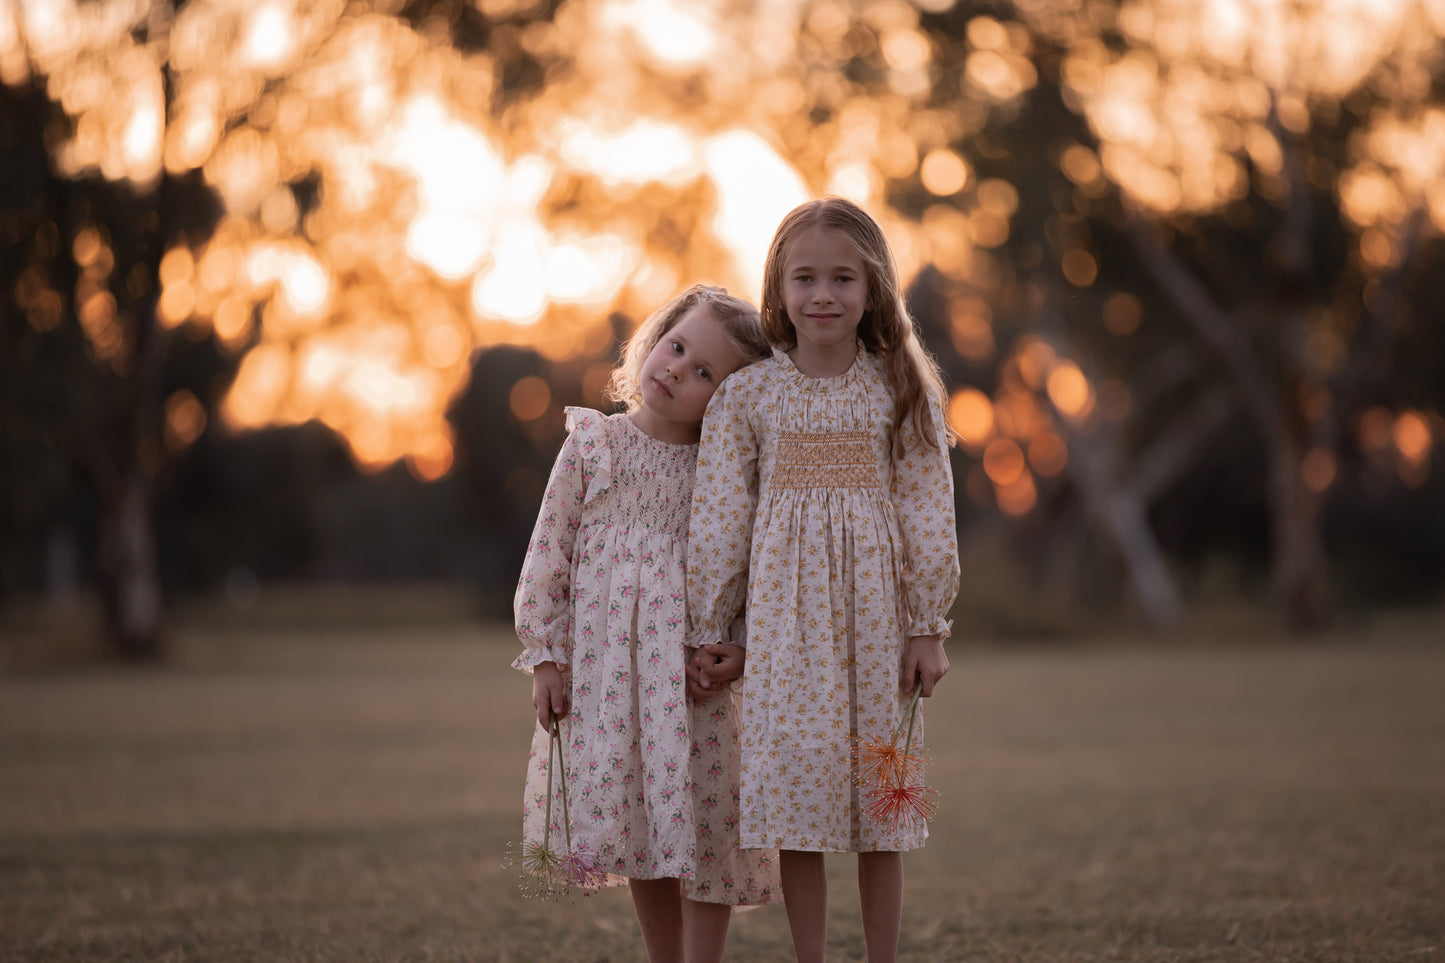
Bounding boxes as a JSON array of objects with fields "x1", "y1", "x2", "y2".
[{"x1": 3, "y1": 0, "x2": 1444, "y2": 660}]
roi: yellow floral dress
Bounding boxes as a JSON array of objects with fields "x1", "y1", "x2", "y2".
[
  {"x1": 687, "y1": 347, "x2": 960, "y2": 852},
  {"x1": 514, "y1": 407, "x2": 779, "y2": 904}
]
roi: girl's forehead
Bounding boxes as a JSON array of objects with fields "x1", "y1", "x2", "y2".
[{"x1": 783, "y1": 226, "x2": 865, "y2": 267}]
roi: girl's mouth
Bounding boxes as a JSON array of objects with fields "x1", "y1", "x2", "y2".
[{"x1": 651, "y1": 377, "x2": 673, "y2": 398}]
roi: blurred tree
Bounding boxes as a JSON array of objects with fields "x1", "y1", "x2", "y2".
[
  {"x1": 902, "y1": 0, "x2": 1444, "y2": 627},
  {"x1": 4, "y1": 0, "x2": 1439, "y2": 647},
  {"x1": 2, "y1": 59, "x2": 223, "y2": 657}
]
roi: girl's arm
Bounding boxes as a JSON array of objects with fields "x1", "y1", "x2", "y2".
[
  {"x1": 892, "y1": 391, "x2": 962, "y2": 694},
  {"x1": 512, "y1": 415, "x2": 593, "y2": 675},
  {"x1": 686, "y1": 377, "x2": 760, "y2": 651}
]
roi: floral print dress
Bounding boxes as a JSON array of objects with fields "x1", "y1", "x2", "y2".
[
  {"x1": 514, "y1": 407, "x2": 779, "y2": 904},
  {"x1": 687, "y1": 347, "x2": 960, "y2": 853}
]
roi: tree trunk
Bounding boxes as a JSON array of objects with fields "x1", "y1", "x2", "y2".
[
  {"x1": 94, "y1": 467, "x2": 163, "y2": 660},
  {"x1": 1268, "y1": 445, "x2": 1329, "y2": 631}
]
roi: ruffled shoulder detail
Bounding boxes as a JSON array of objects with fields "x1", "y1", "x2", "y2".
[{"x1": 563, "y1": 406, "x2": 613, "y2": 504}]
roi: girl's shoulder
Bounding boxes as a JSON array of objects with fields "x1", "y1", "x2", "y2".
[
  {"x1": 722, "y1": 350, "x2": 787, "y2": 393},
  {"x1": 564, "y1": 405, "x2": 616, "y2": 435},
  {"x1": 562, "y1": 406, "x2": 624, "y2": 457}
]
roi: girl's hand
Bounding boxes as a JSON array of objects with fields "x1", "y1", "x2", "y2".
[
  {"x1": 902, "y1": 635, "x2": 949, "y2": 697},
  {"x1": 532, "y1": 661, "x2": 569, "y2": 728},
  {"x1": 687, "y1": 643, "x2": 745, "y2": 700}
]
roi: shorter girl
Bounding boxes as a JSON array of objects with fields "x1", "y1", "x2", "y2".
[
  {"x1": 688, "y1": 199, "x2": 961, "y2": 963},
  {"x1": 513, "y1": 284, "x2": 780, "y2": 963}
]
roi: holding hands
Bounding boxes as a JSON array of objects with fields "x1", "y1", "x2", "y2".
[{"x1": 687, "y1": 643, "x2": 746, "y2": 700}]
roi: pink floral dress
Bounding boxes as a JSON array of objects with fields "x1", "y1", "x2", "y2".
[
  {"x1": 514, "y1": 407, "x2": 779, "y2": 904},
  {"x1": 687, "y1": 347, "x2": 960, "y2": 853}
]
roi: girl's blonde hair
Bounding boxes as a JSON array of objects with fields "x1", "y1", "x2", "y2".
[
  {"x1": 760, "y1": 197, "x2": 954, "y2": 455},
  {"x1": 606, "y1": 283, "x2": 771, "y2": 411}
]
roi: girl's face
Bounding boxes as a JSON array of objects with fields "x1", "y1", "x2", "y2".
[
  {"x1": 633, "y1": 305, "x2": 745, "y2": 442},
  {"x1": 781, "y1": 227, "x2": 869, "y2": 355}
]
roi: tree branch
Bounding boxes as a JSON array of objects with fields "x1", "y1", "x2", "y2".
[{"x1": 1124, "y1": 204, "x2": 1287, "y2": 449}]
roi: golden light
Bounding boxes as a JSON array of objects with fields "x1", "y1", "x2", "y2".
[
  {"x1": 705, "y1": 129, "x2": 812, "y2": 297},
  {"x1": 1060, "y1": 248, "x2": 1098, "y2": 286},
  {"x1": 947, "y1": 296, "x2": 994, "y2": 361},
  {"x1": 224, "y1": 344, "x2": 292, "y2": 430},
  {"x1": 976, "y1": 178, "x2": 1020, "y2": 218},
  {"x1": 1301, "y1": 447, "x2": 1337, "y2": 493},
  {"x1": 920, "y1": 149, "x2": 971, "y2": 196},
  {"x1": 158, "y1": 278, "x2": 196, "y2": 327},
  {"x1": 45, "y1": 0, "x2": 1434, "y2": 487},
  {"x1": 1027, "y1": 431, "x2": 1068, "y2": 477},
  {"x1": 1357, "y1": 405, "x2": 1395, "y2": 454},
  {"x1": 1102, "y1": 291, "x2": 1142, "y2": 335},
  {"x1": 0, "y1": 2, "x2": 27, "y2": 87},
  {"x1": 1046, "y1": 361, "x2": 1095, "y2": 421},
  {"x1": 916, "y1": 204, "x2": 968, "y2": 281},
  {"x1": 947, "y1": 387, "x2": 995, "y2": 450},
  {"x1": 881, "y1": 28, "x2": 931, "y2": 72},
  {"x1": 422, "y1": 324, "x2": 467, "y2": 370},
  {"x1": 72, "y1": 225, "x2": 104, "y2": 268},
  {"x1": 78, "y1": 290, "x2": 120, "y2": 359},
  {"x1": 994, "y1": 388, "x2": 1044, "y2": 439},
  {"x1": 966, "y1": 16, "x2": 1009, "y2": 50},
  {"x1": 982, "y1": 437, "x2": 1026, "y2": 487},
  {"x1": 407, "y1": 430, "x2": 455, "y2": 482},
  {"x1": 1393, "y1": 410, "x2": 1432, "y2": 465},
  {"x1": 994, "y1": 471, "x2": 1037, "y2": 516},
  {"x1": 603, "y1": 0, "x2": 717, "y2": 70},
  {"x1": 1059, "y1": 143, "x2": 1103, "y2": 189},
  {"x1": 1014, "y1": 338, "x2": 1056, "y2": 390},
  {"x1": 509, "y1": 376, "x2": 552, "y2": 423},
  {"x1": 471, "y1": 224, "x2": 548, "y2": 325},
  {"x1": 244, "y1": 6, "x2": 297, "y2": 69},
  {"x1": 560, "y1": 120, "x2": 696, "y2": 186},
  {"x1": 164, "y1": 389, "x2": 208, "y2": 452}
]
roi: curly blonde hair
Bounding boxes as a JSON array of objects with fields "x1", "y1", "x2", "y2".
[
  {"x1": 606, "y1": 283, "x2": 771, "y2": 411},
  {"x1": 760, "y1": 197, "x2": 953, "y2": 455}
]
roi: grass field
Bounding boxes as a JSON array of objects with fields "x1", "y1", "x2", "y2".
[{"x1": 1, "y1": 605, "x2": 1443, "y2": 962}]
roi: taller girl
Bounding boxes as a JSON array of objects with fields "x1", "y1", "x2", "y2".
[{"x1": 686, "y1": 198, "x2": 960, "y2": 963}]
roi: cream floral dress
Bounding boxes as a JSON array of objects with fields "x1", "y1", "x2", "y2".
[
  {"x1": 514, "y1": 407, "x2": 779, "y2": 904},
  {"x1": 687, "y1": 347, "x2": 960, "y2": 853}
]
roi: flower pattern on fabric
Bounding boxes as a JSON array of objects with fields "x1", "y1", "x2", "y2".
[
  {"x1": 516, "y1": 407, "x2": 779, "y2": 904},
  {"x1": 687, "y1": 348, "x2": 960, "y2": 853}
]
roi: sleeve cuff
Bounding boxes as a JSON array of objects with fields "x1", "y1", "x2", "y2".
[
  {"x1": 512, "y1": 647, "x2": 568, "y2": 673},
  {"x1": 907, "y1": 616, "x2": 953, "y2": 641}
]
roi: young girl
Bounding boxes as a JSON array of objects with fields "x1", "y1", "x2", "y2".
[
  {"x1": 686, "y1": 199, "x2": 960, "y2": 963},
  {"x1": 513, "y1": 283, "x2": 780, "y2": 963}
]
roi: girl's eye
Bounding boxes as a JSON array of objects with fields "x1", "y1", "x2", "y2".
[
  {"x1": 670, "y1": 340, "x2": 683, "y2": 353},
  {"x1": 696, "y1": 367, "x2": 711, "y2": 380}
]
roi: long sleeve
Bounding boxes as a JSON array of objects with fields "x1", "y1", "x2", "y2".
[
  {"x1": 686, "y1": 377, "x2": 759, "y2": 649},
  {"x1": 512, "y1": 414, "x2": 598, "y2": 672},
  {"x1": 891, "y1": 391, "x2": 961, "y2": 639}
]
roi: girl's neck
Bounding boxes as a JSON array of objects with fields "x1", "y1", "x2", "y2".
[
  {"x1": 788, "y1": 337, "x2": 857, "y2": 378},
  {"x1": 628, "y1": 406, "x2": 701, "y2": 445}
]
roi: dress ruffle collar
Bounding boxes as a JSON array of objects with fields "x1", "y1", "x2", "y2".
[{"x1": 772, "y1": 341, "x2": 869, "y2": 392}]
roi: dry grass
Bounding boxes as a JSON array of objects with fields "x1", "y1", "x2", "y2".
[{"x1": 1, "y1": 606, "x2": 1443, "y2": 962}]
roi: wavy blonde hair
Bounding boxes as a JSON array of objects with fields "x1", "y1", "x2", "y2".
[
  {"x1": 761, "y1": 197, "x2": 953, "y2": 455},
  {"x1": 606, "y1": 283, "x2": 771, "y2": 412}
]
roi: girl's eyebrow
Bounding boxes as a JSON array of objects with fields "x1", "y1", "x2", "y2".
[{"x1": 789, "y1": 261, "x2": 857, "y2": 273}]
